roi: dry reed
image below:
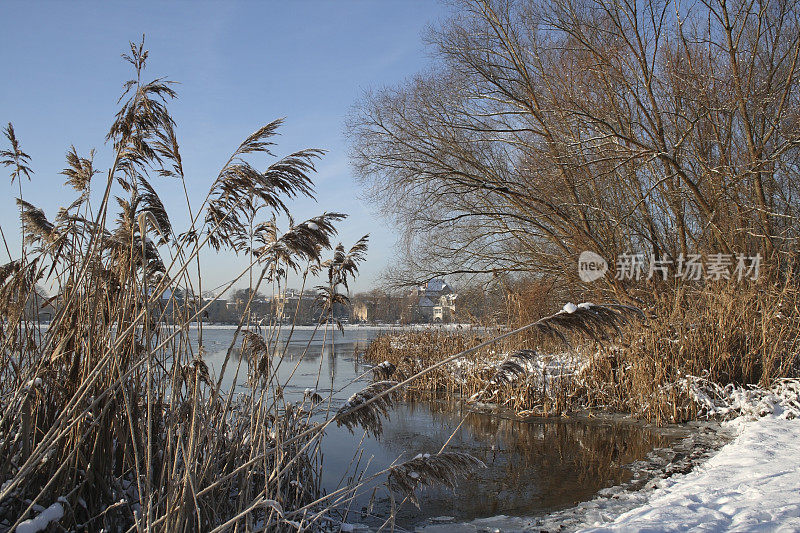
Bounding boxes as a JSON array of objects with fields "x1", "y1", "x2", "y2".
[
  {"x1": 365, "y1": 283, "x2": 800, "y2": 424},
  {"x1": 0, "y1": 39, "x2": 401, "y2": 532}
]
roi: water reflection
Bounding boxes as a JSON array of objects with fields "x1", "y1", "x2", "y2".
[
  {"x1": 197, "y1": 327, "x2": 676, "y2": 529},
  {"x1": 337, "y1": 400, "x2": 674, "y2": 528}
]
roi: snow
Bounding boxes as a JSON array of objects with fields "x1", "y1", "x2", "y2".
[
  {"x1": 562, "y1": 301, "x2": 595, "y2": 313},
  {"x1": 16, "y1": 502, "x2": 64, "y2": 533},
  {"x1": 374, "y1": 361, "x2": 394, "y2": 371},
  {"x1": 425, "y1": 279, "x2": 449, "y2": 292},
  {"x1": 583, "y1": 414, "x2": 800, "y2": 532},
  {"x1": 679, "y1": 376, "x2": 800, "y2": 420}
]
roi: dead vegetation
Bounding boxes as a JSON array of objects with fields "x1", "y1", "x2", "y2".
[
  {"x1": 0, "y1": 39, "x2": 467, "y2": 532},
  {"x1": 365, "y1": 277, "x2": 800, "y2": 424},
  {"x1": 580, "y1": 276, "x2": 800, "y2": 423}
]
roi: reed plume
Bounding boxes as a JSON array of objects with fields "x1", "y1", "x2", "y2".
[
  {"x1": 387, "y1": 451, "x2": 486, "y2": 506},
  {"x1": 1, "y1": 123, "x2": 33, "y2": 184},
  {"x1": 531, "y1": 303, "x2": 644, "y2": 345},
  {"x1": 61, "y1": 147, "x2": 98, "y2": 192},
  {"x1": 335, "y1": 380, "x2": 397, "y2": 437}
]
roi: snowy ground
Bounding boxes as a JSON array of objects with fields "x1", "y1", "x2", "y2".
[
  {"x1": 583, "y1": 413, "x2": 800, "y2": 532},
  {"x1": 417, "y1": 379, "x2": 800, "y2": 533}
]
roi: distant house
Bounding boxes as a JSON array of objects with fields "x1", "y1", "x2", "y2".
[
  {"x1": 433, "y1": 293, "x2": 457, "y2": 322},
  {"x1": 412, "y1": 278, "x2": 456, "y2": 322}
]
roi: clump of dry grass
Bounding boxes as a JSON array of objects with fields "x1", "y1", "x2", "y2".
[
  {"x1": 0, "y1": 39, "x2": 394, "y2": 532},
  {"x1": 366, "y1": 277, "x2": 800, "y2": 424},
  {"x1": 364, "y1": 328, "x2": 491, "y2": 394},
  {"x1": 581, "y1": 275, "x2": 800, "y2": 423}
]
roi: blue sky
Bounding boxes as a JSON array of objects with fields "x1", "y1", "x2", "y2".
[{"x1": 0, "y1": 1, "x2": 450, "y2": 294}]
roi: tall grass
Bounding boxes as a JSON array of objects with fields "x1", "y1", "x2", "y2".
[
  {"x1": 366, "y1": 277, "x2": 800, "y2": 425},
  {"x1": 581, "y1": 275, "x2": 800, "y2": 423},
  {"x1": 0, "y1": 40, "x2": 441, "y2": 532}
]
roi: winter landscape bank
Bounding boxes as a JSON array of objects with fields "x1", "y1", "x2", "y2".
[
  {"x1": 589, "y1": 414, "x2": 800, "y2": 532},
  {"x1": 5, "y1": 0, "x2": 800, "y2": 530}
]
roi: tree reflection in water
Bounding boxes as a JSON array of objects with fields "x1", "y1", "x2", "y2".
[{"x1": 363, "y1": 397, "x2": 677, "y2": 528}]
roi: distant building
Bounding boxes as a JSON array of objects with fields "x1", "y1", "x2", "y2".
[
  {"x1": 411, "y1": 278, "x2": 456, "y2": 322},
  {"x1": 352, "y1": 301, "x2": 372, "y2": 322},
  {"x1": 433, "y1": 293, "x2": 457, "y2": 322}
]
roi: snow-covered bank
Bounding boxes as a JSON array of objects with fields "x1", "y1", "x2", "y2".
[
  {"x1": 583, "y1": 414, "x2": 800, "y2": 532},
  {"x1": 581, "y1": 378, "x2": 800, "y2": 531}
]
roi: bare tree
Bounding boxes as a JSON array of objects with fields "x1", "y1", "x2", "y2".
[{"x1": 349, "y1": 0, "x2": 800, "y2": 295}]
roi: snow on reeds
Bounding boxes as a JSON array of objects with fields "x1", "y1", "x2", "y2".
[
  {"x1": 366, "y1": 285, "x2": 800, "y2": 424},
  {"x1": 679, "y1": 376, "x2": 800, "y2": 420},
  {"x1": 365, "y1": 303, "x2": 644, "y2": 416}
]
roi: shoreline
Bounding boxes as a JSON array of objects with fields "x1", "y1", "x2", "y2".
[
  {"x1": 414, "y1": 417, "x2": 732, "y2": 532},
  {"x1": 407, "y1": 381, "x2": 800, "y2": 532},
  {"x1": 357, "y1": 335, "x2": 800, "y2": 531}
]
